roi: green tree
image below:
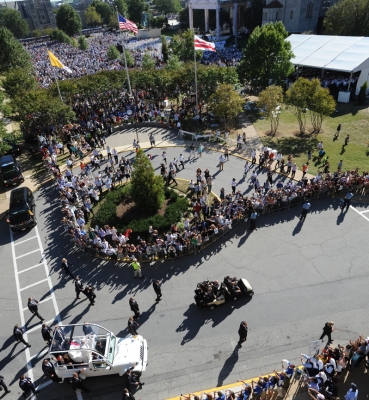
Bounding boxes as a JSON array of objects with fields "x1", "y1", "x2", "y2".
[
  {"x1": 141, "y1": 52, "x2": 156, "y2": 70},
  {"x1": 285, "y1": 78, "x2": 310, "y2": 135},
  {"x1": 130, "y1": 149, "x2": 165, "y2": 212},
  {"x1": 51, "y1": 28, "x2": 72, "y2": 44},
  {"x1": 114, "y1": 0, "x2": 128, "y2": 17},
  {"x1": 107, "y1": 45, "x2": 120, "y2": 60},
  {"x1": 244, "y1": 0, "x2": 264, "y2": 33},
  {"x1": 0, "y1": 27, "x2": 32, "y2": 74},
  {"x1": 56, "y1": 4, "x2": 82, "y2": 36},
  {"x1": 0, "y1": 8, "x2": 29, "y2": 38},
  {"x1": 307, "y1": 79, "x2": 336, "y2": 133},
  {"x1": 127, "y1": 0, "x2": 149, "y2": 23},
  {"x1": 208, "y1": 83, "x2": 244, "y2": 129},
  {"x1": 108, "y1": 15, "x2": 119, "y2": 29},
  {"x1": 237, "y1": 21, "x2": 294, "y2": 89},
  {"x1": 169, "y1": 29, "x2": 201, "y2": 62},
  {"x1": 2, "y1": 68, "x2": 38, "y2": 100},
  {"x1": 165, "y1": 54, "x2": 182, "y2": 70},
  {"x1": 154, "y1": 0, "x2": 181, "y2": 16},
  {"x1": 84, "y1": 6, "x2": 102, "y2": 27},
  {"x1": 78, "y1": 35, "x2": 89, "y2": 50},
  {"x1": 257, "y1": 85, "x2": 284, "y2": 136},
  {"x1": 91, "y1": 0, "x2": 113, "y2": 25},
  {"x1": 123, "y1": 49, "x2": 134, "y2": 67},
  {"x1": 324, "y1": 0, "x2": 369, "y2": 36},
  {"x1": 161, "y1": 35, "x2": 169, "y2": 62}
]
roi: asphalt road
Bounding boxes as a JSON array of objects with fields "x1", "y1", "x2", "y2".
[{"x1": 1, "y1": 142, "x2": 369, "y2": 400}]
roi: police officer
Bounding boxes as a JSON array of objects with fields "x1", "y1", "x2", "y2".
[
  {"x1": 129, "y1": 297, "x2": 140, "y2": 319},
  {"x1": 41, "y1": 323, "x2": 53, "y2": 346},
  {"x1": 300, "y1": 201, "x2": 311, "y2": 222},
  {"x1": 153, "y1": 280, "x2": 162, "y2": 302},
  {"x1": 75, "y1": 276, "x2": 84, "y2": 299},
  {"x1": 28, "y1": 297, "x2": 44, "y2": 321},
  {"x1": 341, "y1": 191, "x2": 353, "y2": 212},
  {"x1": 13, "y1": 324, "x2": 31, "y2": 348},
  {"x1": 249, "y1": 211, "x2": 258, "y2": 231}
]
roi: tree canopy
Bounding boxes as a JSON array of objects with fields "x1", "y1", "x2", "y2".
[
  {"x1": 0, "y1": 27, "x2": 32, "y2": 74},
  {"x1": 0, "y1": 8, "x2": 29, "y2": 39},
  {"x1": 169, "y1": 29, "x2": 201, "y2": 62},
  {"x1": 114, "y1": 0, "x2": 128, "y2": 17},
  {"x1": 130, "y1": 149, "x2": 165, "y2": 212},
  {"x1": 126, "y1": 0, "x2": 149, "y2": 23},
  {"x1": 91, "y1": 0, "x2": 113, "y2": 25},
  {"x1": 208, "y1": 83, "x2": 244, "y2": 129},
  {"x1": 78, "y1": 35, "x2": 89, "y2": 50},
  {"x1": 154, "y1": 0, "x2": 181, "y2": 16},
  {"x1": 107, "y1": 45, "x2": 121, "y2": 60},
  {"x1": 56, "y1": 4, "x2": 82, "y2": 36},
  {"x1": 237, "y1": 21, "x2": 294, "y2": 88},
  {"x1": 257, "y1": 85, "x2": 284, "y2": 136},
  {"x1": 85, "y1": 6, "x2": 102, "y2": 27},
  {"x1": 324, "y1": 0, "x2": 369, "y2": 36},
  {"x1": 141, "y1": 52, "x2": 156, "y2": 70}
]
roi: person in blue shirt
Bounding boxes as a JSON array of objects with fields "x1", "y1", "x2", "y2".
[
  {"x1": 251, "y1": 380, "x2": 263, "y2": 400},
  {"x1": 341, "y1": 191, "x2": 353, "y2": 211},
  {"x1": 215, "y1": 391, "x2": 225, "y2": 400},
  {"x1": 345, "y1": 383, "x2": 358, "y2": 400},
  {"x1": 237, "y1": 381, "x2": 252, "y2": 400}
]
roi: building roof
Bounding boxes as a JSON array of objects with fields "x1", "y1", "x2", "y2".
[
  {"x1": 286, "y1": 34, "x2": 369, "y2": 73},
  {"x1": 263, "y1": 1, "x2": 283, "y2": 9}
]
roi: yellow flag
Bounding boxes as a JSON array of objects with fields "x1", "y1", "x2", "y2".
[{"x1": 47, "y1": 50, "x2": 72, "y2": 73}]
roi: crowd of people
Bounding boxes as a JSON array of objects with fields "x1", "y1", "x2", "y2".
[
  {"x1": 24, "y1": 33, "x2": 162, "y2": 87},
  {"x1": 200, "y1": 44, "x2": 243, "y2": 67},
  {"x1": 180, "y1": 331, "x2": 368, "y2": 400}
]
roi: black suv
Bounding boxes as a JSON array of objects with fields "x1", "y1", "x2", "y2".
[
  {"x1": 0, "y1": 155, "x2": 24, "y2": 187},
  {"x1": 6, "y1": 187, "x2": 37, "y2": 232}
]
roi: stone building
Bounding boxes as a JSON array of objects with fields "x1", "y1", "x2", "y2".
[{"x1": 262, "y1": 0, "x2": 337, "y2": 34}]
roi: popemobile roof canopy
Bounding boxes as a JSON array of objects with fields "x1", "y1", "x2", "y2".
[{"x1": 286, "y1": 34, "x2": 369, "y2": 73}]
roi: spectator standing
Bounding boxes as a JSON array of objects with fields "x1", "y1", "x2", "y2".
[
  {"x1": 238, "y1": 321, "x2": 248, "y2": 347},
  {"x1": 319, "y1": 321, "x2": 334, "y2": 344},
  {"x1": 345, "y1": 383, "x2": 358, "y2": 400},
  {"x1": 219, "y1": 155, "x2": 225, "y2": 171},
  {"x1": 28, "y1": 297, "x2": 44, "y2": 321}
]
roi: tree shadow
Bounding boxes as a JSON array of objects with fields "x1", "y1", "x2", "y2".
[{"x1": 261, "y1": 136, "x2": 319, "y2": 158}]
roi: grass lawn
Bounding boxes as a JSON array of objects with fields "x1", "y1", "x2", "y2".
[{"x1": 249, "y1": 102, "x2": 369, "y2": 176}]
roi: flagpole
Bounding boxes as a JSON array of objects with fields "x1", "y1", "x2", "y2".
[
  {"x1": 52, "y1": 67, "x2": 63, "y2": 103},
  {"x1": 117, "y1": 10, "x2": 132, "y2": 97},
  {"x1": 193, "y1": 31, "x2": 199, "y2": 114}
]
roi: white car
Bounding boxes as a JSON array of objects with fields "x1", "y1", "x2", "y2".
[{"x1": 48, "y1": 323, "x2": 147, "y2": 380}]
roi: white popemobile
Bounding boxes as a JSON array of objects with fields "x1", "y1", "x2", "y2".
[{"x1": 48, "y1": 323, "x2": 147, "y2": 380}]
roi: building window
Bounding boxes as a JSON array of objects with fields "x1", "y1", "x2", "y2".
[
  {"x1": 276, "y1": 12, "x2": 279, "y2": 20},
  {"x1": 307, "y1": 2, "x2": 313, "y2": 18},
  {"x1": 290, "y1": 10, "x2": 293, "y2": 19}
]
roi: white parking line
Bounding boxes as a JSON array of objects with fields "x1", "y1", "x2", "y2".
[
  {"x1": 76, "y1": 390, "x2": 84, "y2": 400},
  {"x1": 30, "y1": 347, "x2": 49, "y2": 360},
  {"x1": 16, "y1": 249, "x2": 41, "y2": 259},
  {"x1": 350, "y1": 205, "x2": 369, "y2": 222},
  {"x1": 10, "y1": 225, "x2": 62, "y2": 400},
  {"x1": 20, "y1": 278, "x2": 49, "y2": 292},
  {"x1": 361, "y1": 210, "x2": 369, "y2": 214},
  {"x1": 18, "y1": 263, "x2": 44, "y2": 274},
  {"x1": 14, "y1": 236, "x2": 38, "y2": 246}
]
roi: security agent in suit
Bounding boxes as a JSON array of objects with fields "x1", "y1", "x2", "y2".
[
  {"x1": 19, "y1": 374, "x2": 40, "y2": 396},
  {"x1": 128, "y1": 317, "x2": 139, "y2": 336},
  {"x1": 28, "y1": 297, "x2": 44, "y2": 321},
  {"x1": 122, "y1": 388, "x2": 136, "y2": 400},
  {"x1": 42, "y1": 359, "x2": 61, "y2": 383},
  {"x1": 41, "y1": 323, "x2": 54, "y2": 346},
  {"x1": 83, "y1": 286, "x2": 96, "y2": 305},
  {"x1": 0, "y1": 375, "x2": 11, "y2": 394},
  {"x1": 238, "y1": 321, "x2": 248, "y2": 347},
  {"x1": 153, "y1": 280, "x2": 162, "y2": 301},
  {"x1": 72, "y1": 369, "x2": 90, "y2": 393},
  {"x1": 61, "y1": 257, "x2": 75, "y2": 280},
  {"x1": 122, "y1": 364, "x2": 144, "y2": 391},
  {"x1": 13, "y1": 324, "x2": 31, "y2": 347},
  {"x1": 129, "y1": 297, "x2": 140, "y2": 319},
  {"x1": 75, "y1": 276, "x2": 84, "y2": 299}
]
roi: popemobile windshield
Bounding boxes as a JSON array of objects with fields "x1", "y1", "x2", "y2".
[{"x1": 48, "y1": 323, "x2": 148, "y2": 380}]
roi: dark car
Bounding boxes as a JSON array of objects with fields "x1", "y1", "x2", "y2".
[
  {"x1": 0, "y1": 155, "x2": 24, "y2": 187},
  {"x1": 6, "y1": 187, "x2": 37, "y2": 232}
]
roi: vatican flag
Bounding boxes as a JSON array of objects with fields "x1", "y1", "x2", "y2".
[{"x1": 47, "y1": 50, "x2": 72, "y2": 73}]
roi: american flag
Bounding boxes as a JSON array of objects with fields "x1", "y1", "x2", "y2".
[
  {"x1": 118, "y1": 13, "x2": 138, "y2": 34},
  {"x1": 194, "y1": 35, "x2": 216, "y2": 52}
]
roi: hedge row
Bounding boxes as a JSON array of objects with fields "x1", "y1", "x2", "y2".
[{"x1": 93, "y1": 185, "x2": 189, "y2": 239}]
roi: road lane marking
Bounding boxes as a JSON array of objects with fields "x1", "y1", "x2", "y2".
[
  {"x1": 350, "y1": 205, "x2": 369, "y2": 222},
  {"x1": 26, "y1": 319, "x2": 55, "y2": 334},
  {"x1": 14, "y1": 236, "x2": 38, "y2": 246},
  {"x1": 18, "y1": 263, "x2": 44, "y2": 274},
  {"x1": 20, "y1": 278, "x2": 49, "y2": 292},
  {"x1": 16, "y1": 249, "x2": 41, "y2": 259}
]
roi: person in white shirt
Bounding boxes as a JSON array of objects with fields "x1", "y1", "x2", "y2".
[{"x1": 219, "y1": 155, "x2": 225, "y2": 170}]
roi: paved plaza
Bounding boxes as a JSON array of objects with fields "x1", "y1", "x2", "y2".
[{"x1": 0, "y1": 127, "x2": 369, "y2": 400}]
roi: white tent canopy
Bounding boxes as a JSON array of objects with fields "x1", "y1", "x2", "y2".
[{"x1": 286, "y1": 34, "x2": 369, "y2": 73}]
